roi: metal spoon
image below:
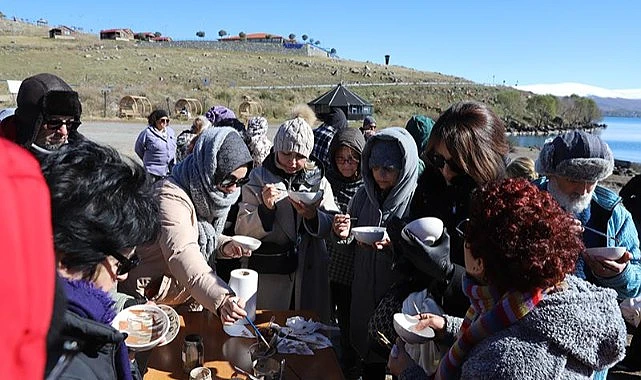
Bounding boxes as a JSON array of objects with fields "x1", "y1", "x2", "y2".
[{"x1": 583, "y1": 225, "x2": 620, "y2": 245}]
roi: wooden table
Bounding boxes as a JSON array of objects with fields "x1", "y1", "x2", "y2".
[{"x1": 144, "y1": 310, "x2": 345, "y2": 380}]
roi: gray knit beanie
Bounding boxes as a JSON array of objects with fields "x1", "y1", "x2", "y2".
[
  {"x1": 536, "y1": 130, "x2": 614, "y2": 182},
  {"x1": 273, "y1": 117, "x2": 314, "y2": 158}
]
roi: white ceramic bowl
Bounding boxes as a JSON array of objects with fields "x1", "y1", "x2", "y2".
[
  {"x1": 111, "y1": 305, "x2": 170, "y2": 351},
  {"x1": 352, "y1": 227, "x2": 387, "y2": 245},
  {"x1": 402, "y1": 217, "x2": 444, "y2": 246},
  {"x1": 156, "y1": 305, "x2": 180, "y2": 347},
  {"x1": 232, "y1": 235, "x2": 262, "y2": 251},
  {"x1": 288, "y1": 190, "x2": 323, "y2": 205},
  {"x1": 584, "y1": 247, "x2": 626, "y2": 260},
  {"x1": 393, "y1": 313, "x2": 434, "y2": 344}
]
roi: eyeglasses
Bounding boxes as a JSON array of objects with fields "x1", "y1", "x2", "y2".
[
  {"x1": 426, "y1": 152, "x2": 464, "y2": 174},
  {"x1": 158, "y1": 118, "x2": 170, "y2": 124},
  {"x1": 110, "y1": 251, "x2": 140, "y2": 276},
  {"x1": 219, "y1": 175, "x2": 250, "y2": 188},
  {"x1": 336, "y1": 157, "x2": 359, "y2": 165},
  {"x1": 455, "y1": 218, "x2": 470, "y2": 240},
  {"x1": 44, "y1": 118, "x2": 81, "y2": 131}
]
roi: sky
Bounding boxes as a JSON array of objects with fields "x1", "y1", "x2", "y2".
[{"x1": 3, "y1": 0, "x2": 641, "y2": 90}]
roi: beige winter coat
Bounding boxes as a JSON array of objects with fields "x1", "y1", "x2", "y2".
[
  {"x1": 235, "y1": 159, "x2": 339, "y2": 322},
  {"x1": 120, "y1": 179, "x2": 233, "y2": 313}
]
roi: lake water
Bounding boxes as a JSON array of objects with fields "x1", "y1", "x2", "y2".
[{"x1": 507, "y1": 116, "x2": 641, "y2": 163}]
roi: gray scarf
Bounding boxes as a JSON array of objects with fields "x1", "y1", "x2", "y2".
[{"x1": 171, "y1": 127, "x2": 250, "y2": 262}]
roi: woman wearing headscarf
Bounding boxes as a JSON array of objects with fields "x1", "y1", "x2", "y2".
[
  {"x1": 388, "y1": 179, "x2": 627, "y2": 380},
  {"x1": 134, "y1": 109, "x2": 177, "y2": 181},
  {"x1": 235, "y1": 114, "x2": 339, "y2": 323},
  {"x1": 325, "y1": 127, "x2": 366, "y2": 375},
  {"x1": 244, "y1": 116, "x2": 273, "y2": 167},
  {"x1": 332, "y1": 127, "x2": 419, "y2": 380},
  {"x1": 121, "y1": 127, "x2": 254, "y2": 324}
]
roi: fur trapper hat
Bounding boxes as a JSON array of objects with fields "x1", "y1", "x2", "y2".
[
  {"x1": 273, "y1": 117, "x2": 314, "y2": 158},
  {"x1": 14, "y1": 73, "x2": 81, "y2": 146},
  {"x1": 536, "y1": 130, "x2": 614, "y2": 182}
]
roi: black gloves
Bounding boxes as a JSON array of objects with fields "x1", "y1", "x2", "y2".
[{"x1": 388, "y1": 216, "x2": 454, "y2": 281}]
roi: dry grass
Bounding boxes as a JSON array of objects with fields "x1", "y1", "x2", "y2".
[{"x1": 0, "y1": 18, "x2": 510, "y2": 125}]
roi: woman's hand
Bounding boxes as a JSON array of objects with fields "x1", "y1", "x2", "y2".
[
  {"x1": 289, "y1": 198, "x2": 320, "y2": 220},
  {"x1": 373, "y1": 236, "x2": 391, "y2": 250},
  {"x1": 333, "y1": 214, "x2": 351, "y2": 239},
  {"x1": 387, "y1": 338, "x2": 415, "y2": 376},
  {"x1": 221, "y1": 241, "x2": 252, "y2": 259},
  {"x1": 219, "y1": 296, "x2": 248, "y2": 325},
  {"x1": 582, "y1": 250, "x2": 631, "y2": 278},
  {"x1": 262, "y1": 184, "x2": 283, "y2": 210},
  {"x1": 415, "y1": 313, "x2": 446, "y2": 338}
]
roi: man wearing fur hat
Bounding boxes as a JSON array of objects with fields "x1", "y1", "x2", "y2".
[
  {"x1": 0, "y1": 73, "x2": 83, "y2": 155},
  {"x1": 535, "y1": 130, "x2": 641, "y2": 299}
]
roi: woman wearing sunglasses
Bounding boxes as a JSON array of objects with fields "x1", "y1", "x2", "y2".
[
  {"x1": 135, "y1": 109, "x2": 177, "y2": 182},
  {"x1": 388, "y1": 178, "x2": 627, "y2": 380},
  {"x1": 41, "y1": 140, "x2": 160, "y2": 380},
  {"x1": 122, "y1": 127, "x2": 255, "y2": 325},
  {"x1": 235, "y1": 111, "x2": 339, "y2": 323},
  {"x1": 389, "y1": 101, "x2": 510, "y2": 318}
]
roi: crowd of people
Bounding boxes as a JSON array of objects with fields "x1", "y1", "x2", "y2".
[{"x1": 1, "y1": 72, "x2": 640, "y2": 380}]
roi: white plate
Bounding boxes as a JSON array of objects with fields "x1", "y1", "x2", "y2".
[
  {"x1": 111, "y1": 305, "x2": 170, "y2": 351},
  {"x1": 156, "y1": 305, "x2": 180, "y2": 347}
]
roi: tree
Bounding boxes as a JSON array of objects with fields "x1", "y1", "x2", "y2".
[
  {"x1": 559, "y1": 95, "x2": 601, "y2": 126},
  {"x1": 526, "y1": 94, "x2": 559, "y2": 128},
  {"x1": 330, "y1": 48, "x2": 337, "y2": 55},
  {"x1": 154, "y1": 32, "x2": 162, "y2": 37},
  {"x1": 218, "y1": 29, "x2": 227, "y2": 38},
  {"x1": 288, "y1": 33, "x2": 296, "y2": 41},
  {"x1": 196, "y1": 31, "x2": 205, "y2": 39},
  {"x1": 302, "y1": 34, "x2": 308, "y2": 41},
  {"x1": 309, "y1": 38, "x2": 315, "y2": 44},
  {"x1": 239, "y1": 31, "x2": 246, "y2": 40},
  {"x1": 265, "y1": 34, "x2": 272, "y2": 39},
  {"x1": 314, "y1": 40, "x2": 320, "y2": 45},
  {"x1": 0, "y1": 11, "x2": 5, "y2": 19},
  {"x1": 495, "y1": 90, "x2": 524, "y2": 116}
]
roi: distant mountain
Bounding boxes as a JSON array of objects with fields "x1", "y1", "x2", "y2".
[{"x1": 518, "y1": 82, "x2": 641, "y2": 117}]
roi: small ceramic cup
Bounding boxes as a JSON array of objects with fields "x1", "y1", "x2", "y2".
[{"x1": 189, "y1": 366, "x2": 212, "y2": 380}]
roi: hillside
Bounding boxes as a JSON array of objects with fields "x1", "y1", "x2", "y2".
[
  {"x1": 0, "y1": 18, "x2": 524, "y2": 126},
  {"x1": 589, "y1": 96, "x2": 641, "y2": 117}
]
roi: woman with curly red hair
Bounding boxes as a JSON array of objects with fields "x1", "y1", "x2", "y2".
[{"x1": 388, "y1": 178, "x2": 627, "y2": 379}]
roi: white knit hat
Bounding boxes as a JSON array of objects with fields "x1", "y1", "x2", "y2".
[{"x1": 273, "y1": 117, "x2": 314, "y2": 158}]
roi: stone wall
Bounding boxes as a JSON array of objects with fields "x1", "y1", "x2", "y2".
[{"x1": 136, "y1": 40, "x2": 330, "y2": 57}]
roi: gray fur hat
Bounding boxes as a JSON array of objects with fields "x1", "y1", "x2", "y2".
[
  {"x1": 536, "y1": 130, "x2": 614, "y2": 182},
  {"x1": 273, "y1": 117, "x2": 314, "y2": 158}
]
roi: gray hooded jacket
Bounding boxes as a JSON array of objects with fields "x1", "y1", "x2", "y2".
[{"x1": 401, "y1": 275, "x2": 627, "y2": 379}]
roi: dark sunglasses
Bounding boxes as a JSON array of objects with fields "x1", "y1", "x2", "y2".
[
  {"x1": 426, "y1": 152, "x2": 464, "y2": 174},
  {"x1": 219, "y1": 175, "x2": 250, "y2": 188},
  {"x1": 44, "y1": 118, "x2": 81, "y2": 131},
  {"x1": 158, "y1": 118, "x2": 170, "y2": 124},
  {"x1": 455, "y1": 218, "x2": 470, "y2": 240},
  {"x1": 110, "y1": 251, "x2": 140, "y2": 276}
]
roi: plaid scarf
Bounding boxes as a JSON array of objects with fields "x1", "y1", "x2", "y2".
[{"x1": 435, "y1": 275, "x2": 544, "y2": 379}]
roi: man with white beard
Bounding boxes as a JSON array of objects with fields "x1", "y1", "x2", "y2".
[{"x1": 535, "y1": 130, "x2": 641, "y2": 300}]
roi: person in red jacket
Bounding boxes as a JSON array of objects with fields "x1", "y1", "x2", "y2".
[{"x1": 0, "y1": 138, "x2": 56, "y2": 379}]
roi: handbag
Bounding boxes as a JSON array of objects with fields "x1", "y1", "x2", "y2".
[{"x1": 368, "y1": 282, "x2": 413, "y2": 347}]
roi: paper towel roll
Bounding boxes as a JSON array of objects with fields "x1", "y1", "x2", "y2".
[{"x1": 228, "y1": 268, "x2": 258, "y2": 323}]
